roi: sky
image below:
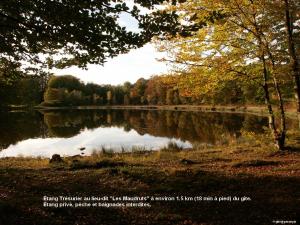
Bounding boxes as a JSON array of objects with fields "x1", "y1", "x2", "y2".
[
  {"x1": 52, "y1": 44, "x2": 169, "y2": 85},
  {"x1": 52, "y1": 6, "x2": 169, "y2": 85}
]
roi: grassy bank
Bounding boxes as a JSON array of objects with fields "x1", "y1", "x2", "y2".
[{"x1": 0, "y1": 138, "x2": 300, "y2": 225}]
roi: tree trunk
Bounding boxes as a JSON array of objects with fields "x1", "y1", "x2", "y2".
[
  {"x1": 284, "y1": 0, "x2": 300, "y2": 113},
  {"x1": 272, "y1": 77, "x2": 286, "y2": 150},
  {"x1": 261, "y1": 54, "x2": 285, "y2": 150},
  {"x1": 252, "y1": 9, "x2": 287, "y2": 150},
  {"x1": 265, "y1": 48, "x2": 287, "y2": 150}
]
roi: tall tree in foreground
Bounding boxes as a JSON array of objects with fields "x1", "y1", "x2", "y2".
[
  {"x1": 0, "y1": 0, "x2": 188, "y2": 82},
  {"x1": 156, "y1": 0, "x2": 291, "y2": 150},
  {"x1": 283, "y1": 0, "x2": 300, "y2": 113}
]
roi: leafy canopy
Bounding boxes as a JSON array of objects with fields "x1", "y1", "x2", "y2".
[{"x1": 0, "y1": 0, "x2": 192, "y2": 70}]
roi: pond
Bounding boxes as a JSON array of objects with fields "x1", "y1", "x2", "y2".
[{"x1": 0, "y1": 109, "x2": 270, "y2": 158}]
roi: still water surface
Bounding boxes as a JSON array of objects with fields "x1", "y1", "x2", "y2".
[{"x1": 0, "y1": 109, "x2": 269, "y2": 158}]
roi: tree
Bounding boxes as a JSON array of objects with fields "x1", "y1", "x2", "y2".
[
  {"x1": 47, "y1": 75, "x2": 82, "y2": 91},
  {"x1": 283, "y1": 0, "x2": 300, "y2": 113},
  {"x1": 166, "y1": 89, "x2": 174, "y2": 105},
  {"x1": 0, "y1": 58, "x2": 24, "y2": 85},
  {"x1": 144, "y1": 77, "x2": 159, "y2": 104},
  {"x1": 0, "y1": 0, "x2": 189, "y2": 78},
  {"x1": 122, "y1": 81, "x2": 132, "y2": 105},
  {"x1": 155, "y1": 0, "x2": 294, "y2": 150},
  {"x1": 44, "y1": 88, "x2": 66, "y2": 105},
  {"x1": 0, "y1": 1, "x2": 134, "y2": 67},
  {"x1": 144, "y1": 76, "x2": 169, "y2": 105},
  {"x1": 107, "y1": 90, "x2": 112, "y2": 105},
  {"x1": 2, "y1": 0, "x2": 226, "y2": 88},
  {"x1": 0, "y1": 77, "x2": 43, "y2": 106},
  {"x1": 44, "y1": 75, "x2": 84, "y2": 106},
  {"x1": 173, "y1": 89, "x2": 180, "y2": 105},
  {"x1": 130, "y1": 78, "x2": 147, "y2": 104}
]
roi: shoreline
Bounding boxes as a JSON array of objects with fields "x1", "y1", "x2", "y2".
[{"x1": 34, "y1": 104, "x2": 299, "y2": 119}]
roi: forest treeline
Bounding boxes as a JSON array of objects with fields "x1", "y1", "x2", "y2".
[
  {"x1": 0, "y1": 71, "x2": 291, "y2": 109},
  {"x1": 0, "y1": 72, "x2": 293, "y2": 107},
  {"x1": 40, "y1": 74, "x2": 291, "y2": 107},
  {"x1": 0, "y1": 74, "x2": 49, "y2": 107}
]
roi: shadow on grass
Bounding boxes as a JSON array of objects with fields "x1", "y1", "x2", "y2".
[
  {"x1": 284, "y1": 145, "x2": 300, "y2": 152},
  {"x1": 0, "y1": 166, "x2": 299, "y2": 225},
  {"x1": 232, "y1": 160, "x2": 280, "y2": 168}
]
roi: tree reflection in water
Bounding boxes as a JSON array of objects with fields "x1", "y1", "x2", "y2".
[{"x1": 0, "y1": 109, "x2": 279, "y2": 152}]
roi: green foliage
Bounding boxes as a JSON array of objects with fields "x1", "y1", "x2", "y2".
[
  {"x1": 0, "y1": 75, "x2": 49, "y2": 107},
  {"x1": 0, "y1": 0, "x2": 154, "y2": 68},
  {"x1": 47, "y1": 75, "x2": 82, "y2": 91},
  {"x1": 0, "y1": 58, "x2": 24, "y2": 86},
  {"x1": 41, "y1": 74, "x2": 270, "y2": 107},
  {"x1": 0, "y1": 0, "x2": 199, "y2": 84}
]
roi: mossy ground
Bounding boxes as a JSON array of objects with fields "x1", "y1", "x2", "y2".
[{"x1": 0, "y1": 134, "x2": 300, "y2": 225}]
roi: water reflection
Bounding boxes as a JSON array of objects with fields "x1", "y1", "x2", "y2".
[
  {"x1": 0, "y1": 109, "x2": 275, "y2": 157},
  {"x1": 1, "y1": 127, "x2": 192, "y2": 158}
]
